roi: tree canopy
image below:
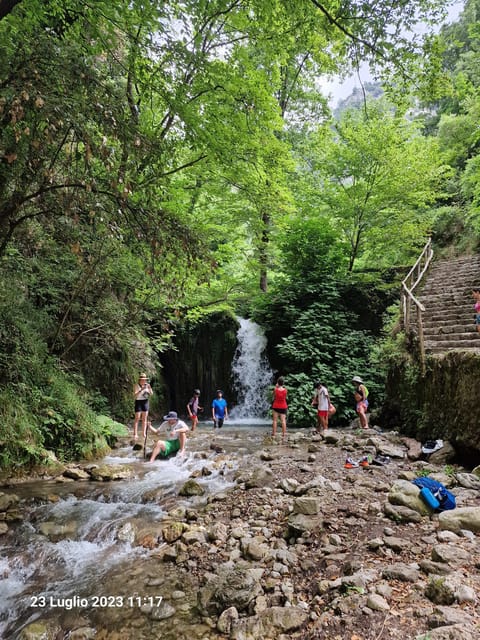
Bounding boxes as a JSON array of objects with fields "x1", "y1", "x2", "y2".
[{"x1": 1, "y1": 0, "x2": 478, "y2": 467}]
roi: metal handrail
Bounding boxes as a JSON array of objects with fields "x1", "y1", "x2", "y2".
[{"x1": 401, "y1": 238, "x2": 434, "y2": 369}]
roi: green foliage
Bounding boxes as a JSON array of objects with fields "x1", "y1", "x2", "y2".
[{"x1": 277, "y1": 300, "x2": 380, "y2": 427}]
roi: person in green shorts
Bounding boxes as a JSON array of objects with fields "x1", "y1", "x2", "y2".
[{"x1": 148, "y1": 411, "x2": 189, "y2": 462}]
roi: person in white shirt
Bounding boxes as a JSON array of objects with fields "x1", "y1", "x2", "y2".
[
  {"x1": 311, "y1": 380, "x2": 330, "y2": 433},
  {"x1": 148, "y1": 411, "x2": 189, "y2": 461}
]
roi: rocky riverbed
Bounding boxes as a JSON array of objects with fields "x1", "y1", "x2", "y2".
[{"x1": 2, "y1": 426, "x2": 480, "y2": 640}]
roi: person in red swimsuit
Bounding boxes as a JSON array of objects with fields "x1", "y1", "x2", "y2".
[{"x1": 272, "y1": 376, "x2": 288, "y2": 440}]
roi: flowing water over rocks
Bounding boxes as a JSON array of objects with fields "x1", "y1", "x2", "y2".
[{"x1": 1, "y1": 424, "x2": 480, "y2": 640}]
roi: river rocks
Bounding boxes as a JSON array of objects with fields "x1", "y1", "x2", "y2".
[
  {"x1": 230, "y1": 605, "x2": 308, "y2": 639},
  {"x1": 4, "y1": 425, "x2": 480, "y2": 640},
  {"x1": 88, "y1": 464, "x2": 134, "y2": 481},
  {"x1": 198, "y1": 566, "x2": 263, "y2": 615},
  {"x1": 38, "y1": 520, "x2": 79, "y2": 541},
  {"x1": 161, "y1": 520, "x2": 188, "y2": 542},
  {"x1": 0, "y1": 491, "x2": 19, "y2": 511},
  {"x1": 438, "y1": 506, "x2": 480, "y2": 533},
  {"x1": 242, "y1": 466, "x2": 274, "y2": 489},
  {"x1": 388, "y1": 479, "x2": 432, "y2": 515},
  {"x1": 428, "y1": 440, "x2": 456, "y2": 464},
  {"x1": 179, "y1": 479, "x2": 205, "y2": 496},
  {"x1": 63, "y1": 466, "x2": 91, "y2": 480},
  {"x1": 217, "y1": 606, "x2": 239, "y2": 634},
  {"x1": 19, "y1": 621, "x2": 62, "y2": 639}
]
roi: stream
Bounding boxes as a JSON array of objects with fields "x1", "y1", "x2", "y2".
[{"x1": 0, "y1": 421, "x2": 271, "y2": 639}]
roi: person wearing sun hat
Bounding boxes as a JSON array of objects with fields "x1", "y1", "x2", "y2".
[
  {"x1": 148, "y1": 411, "x2": 189, "y2": 462},
  {"x1": 133, "y1": 373, "x2": 153, "y2": 440},
  {"x1": 352, "y1": 375, "x2": 369, "y2": 429}
]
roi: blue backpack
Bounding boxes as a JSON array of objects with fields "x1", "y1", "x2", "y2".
[{"x1": 412, "y1": 477, "x2": 456, "y2": 512}]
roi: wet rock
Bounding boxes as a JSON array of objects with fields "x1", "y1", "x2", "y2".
[
  {"x1": 38, "y1": 520, "x2": 78, "y2": 541},
  {"x1": 68, "y1": 627, "x2": 96, "y2": 639},
  {"x1": 116, "y1": 521, "x2": 136, "y2": 544},
  {"x1": 150, "y1": 600, "x2": 176, "y2": 620},
  {"x1": 0, "y1": 522, "x2": 8, "y2": 534},
  {"x1": 19, "y1": 621, "x2": 61, "y2": 639},
  {"x1": 161, "y1": 521, "x2": 188, "y2": 542},
  {"x1": 0, "y1": 492, "x2": 19, "y2": 511},
  {"x1": 88, "y1": 464, "x2": 134, "y2": 481},
  {"x1": 179, "y1": 479, "x2": 205, "y2": 496},
  {"x1": 63, "y1": 466, "x2": 91, "y2": 481}
]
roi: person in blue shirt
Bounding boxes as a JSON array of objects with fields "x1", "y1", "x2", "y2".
[{"x1": 211, "y1": 389, "x2": 228, "y2": 428}]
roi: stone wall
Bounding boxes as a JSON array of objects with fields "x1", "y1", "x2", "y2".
[{"x1": 380, "y1": 351, "x2": 480, "y2": 465}]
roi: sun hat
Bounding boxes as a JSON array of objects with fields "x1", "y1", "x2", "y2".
[
  {"x1": 139, "y1": 373, "x2": 147, "y2": 379},
  {"x1": 352, "y1": 375, "x2": 363, "y2": 384},
  {"x1": 163, "y1": 411, "x2": 178, "y2": 420},
  {"x1": 194, "y1": 389, "x2": 200, "y2": 395},
  {"x1": 216, "y1": 389, "x2": 223, "y2": 394}
]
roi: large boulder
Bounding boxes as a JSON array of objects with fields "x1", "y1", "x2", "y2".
[
  {"x1": 198, "y1": 566, "x2": 262, "y2": 615},
  {"x1": 387, "y1": 479, "x2": 431, "y2": 515},
  {"x1": 438, "y1": 507, "x2": 480, "y2": 533}
]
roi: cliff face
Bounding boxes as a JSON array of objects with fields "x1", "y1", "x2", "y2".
[
  {"x1": 381, "y1": 351, "x2": 480, "y2": 466},
  {"x1": 159, "y1": 312, "x2": 239, "y2": 418}
]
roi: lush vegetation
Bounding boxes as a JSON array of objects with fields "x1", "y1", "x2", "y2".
[{"x1": 1, "y1": 0, "x2": 479, "y2": 468}]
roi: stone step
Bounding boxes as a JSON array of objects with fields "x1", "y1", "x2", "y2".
[
  {"x1": 406, "y1": 253, "x2": 480, "y2": 356},
  {"x1": 425, "y1": 340, "x2": 480, "y2": 355},
  {"x1": 425, "y1": 338, "x2": 480, "y2": 350},
  {"x1": 423, "y1": 333, "x2": 478, "y2": 344},
  {"x1": 423, "y1": 324, "x2": 475, "y2": 335},
  {"x1": 413, "y1": 311, "x2": 474, "y2": 323}
]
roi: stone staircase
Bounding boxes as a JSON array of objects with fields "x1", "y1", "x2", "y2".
[{"x1": 414, "y1": 254, "x2": 480, "y2": 354}]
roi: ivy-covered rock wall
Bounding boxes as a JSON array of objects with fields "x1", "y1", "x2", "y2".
[
  {"x1": 159, "y1": 312, "x2": 239, "y2": 420},
  {"x1": 380, "y1": 351, "x2": 480, "y2": 465}
]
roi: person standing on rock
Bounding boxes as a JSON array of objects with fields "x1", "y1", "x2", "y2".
[
  {"x1": 212, "y1": 389, "x2": 228, "y2": 429},
  {"x1": 133, "y1": 373, "x2": 153, "y2": 440},
  {"x1": 352, "y1": 375, "x2": 369, "y2": 429},
  {"x1": 473, "y1": 288, "x2": 480, "y2": 334},
  {"x1": 312, "y1": 380, "x2": 330, "y2": 433},
  {"x1": 187, "y1": 389, "x2": 203, "y2": 431},
  {"x1": 148, "y1": 411, "x2": 189, "y2": 461},
  {"x1": 272, "y1": 376, "x2": 288, "y2": 440}
]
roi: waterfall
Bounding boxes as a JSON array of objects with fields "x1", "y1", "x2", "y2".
[{"x1": 230, "y1": 317, "x2": 273, "y2": 420}]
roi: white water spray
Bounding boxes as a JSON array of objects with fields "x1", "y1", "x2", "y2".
[{"x1": 230, "y1": 317, "x2": 273, "y2": 419}]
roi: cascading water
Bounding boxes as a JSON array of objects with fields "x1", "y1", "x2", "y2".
[{"x1": 230, "y1": 317, "x2": 273, "y2": 420}]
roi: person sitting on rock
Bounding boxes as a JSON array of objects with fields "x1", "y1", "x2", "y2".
[{"x1": 148, "y1": 411, "x2": 189, "y2": 462}]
